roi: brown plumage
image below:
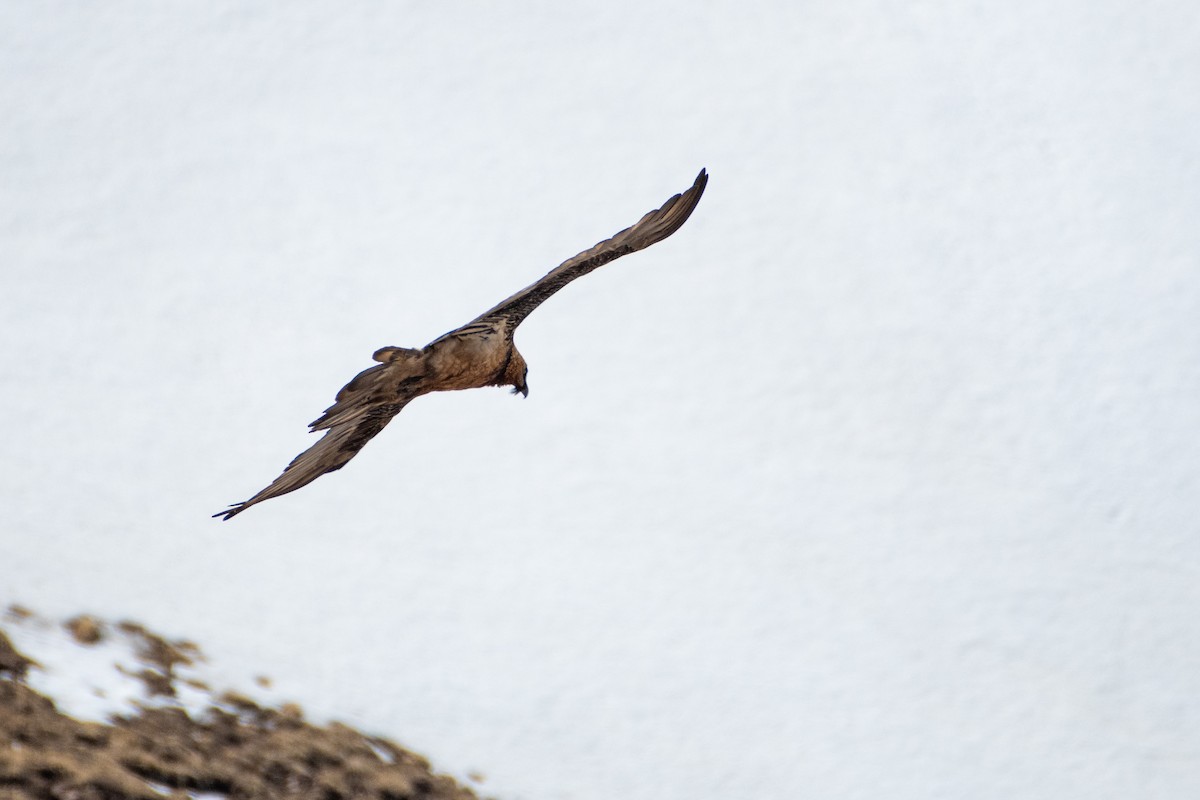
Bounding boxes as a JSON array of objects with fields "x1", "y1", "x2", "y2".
[{"x1": 214, "y1": 168, "x2": 708, "y2": 520}]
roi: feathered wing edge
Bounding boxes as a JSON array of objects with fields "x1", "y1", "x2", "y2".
[
  {"x1": 214, "y1": 350, "x2": 426, "y2": 521},
  {"x1": 436, "y1": 168, "x2": 708, "y2": 341},
  {"x1": 212, "y1": 403, "x2": 408, "y2": 520}
]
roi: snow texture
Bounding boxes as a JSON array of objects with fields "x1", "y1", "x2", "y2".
[{"x1": 3, "y1": 2, "x2": 1199, "y2": 798}]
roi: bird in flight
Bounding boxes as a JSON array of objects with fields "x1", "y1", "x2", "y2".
[{"x1": 214, "y1": 168, "x2": 708, "y2": 520}]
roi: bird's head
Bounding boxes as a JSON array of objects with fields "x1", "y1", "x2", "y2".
[{"x1": 506, "y1": 350, "x2": 529, "y2": 398}]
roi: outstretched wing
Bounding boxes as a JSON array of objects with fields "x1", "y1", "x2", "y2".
[
  {"x1": 432, "y1": 168, "x2": 707, "y2": 344},
  {"x1": 214, "y1": 347, "x2": 427, "y2": 520}
]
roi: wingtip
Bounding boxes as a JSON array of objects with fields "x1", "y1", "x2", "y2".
[{"x1": 212, "y1": 503, "x2": 246, "y2": 521}]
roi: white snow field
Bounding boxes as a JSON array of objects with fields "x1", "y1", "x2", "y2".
[{"x1": 2, "y1": 2, "x2": 1198, "y2": 798}]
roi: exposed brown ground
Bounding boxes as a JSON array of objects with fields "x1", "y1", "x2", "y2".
[{"x1": 0, "y1": 611, "x2": 482, "y2": 800}]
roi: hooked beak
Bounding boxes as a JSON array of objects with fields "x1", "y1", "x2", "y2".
[{"x1": 512, "y1": 383, "x2": 528, "y2": 398}]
